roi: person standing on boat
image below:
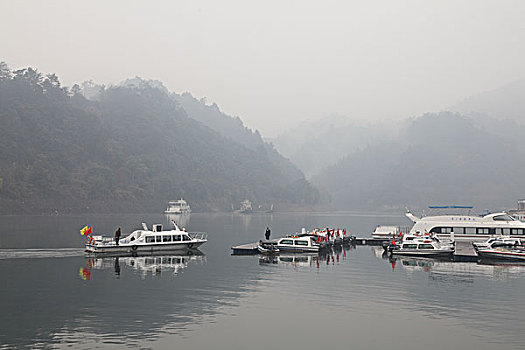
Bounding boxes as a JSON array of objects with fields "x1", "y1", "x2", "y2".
[
  {"x1": 115, "y1": 227, "x2": 121, "y2": 245},
  {"x1": 265, "y1": 227, "x2": 271, "y2": 240}
]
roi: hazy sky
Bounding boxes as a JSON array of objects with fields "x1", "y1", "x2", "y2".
[{"x1": 2, "y1": 0, "x2": 525, "y2": 136}]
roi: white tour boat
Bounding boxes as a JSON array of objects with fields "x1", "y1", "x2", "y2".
[
  {"x1": 85, "y1": 221, "x2": 207, "y2": 254},
  {"x1": 164, "y1": 198, "x2": 191, "y2": 214},
  {"x1": 405, "y1": 206, "x2": 525, "y2": 240},
  {"x1": 239, "y1": 199, "x2": 253, "y2": 214}
]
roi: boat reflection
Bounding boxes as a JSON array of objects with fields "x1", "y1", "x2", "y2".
[
  {"x1": 386, "y1": 254, "x2": 525, "y2": 280},
  {"x1": 80, "y1": 251, "x2": 205, "y2": 279},
  {"x1": 165, "y1": 213, "x2": 191, "y2": 229},
  {"x1": 259, "y1": 244, "x2": 354, "y2": 269}
]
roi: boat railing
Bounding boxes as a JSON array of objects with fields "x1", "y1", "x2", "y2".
[{"x1": 189, "y1": 232, "x2": 207, "y2": 241}]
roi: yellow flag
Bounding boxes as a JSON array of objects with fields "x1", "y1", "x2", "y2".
[{"x1": 80, "y1": 226, "x2": 88, "y2": 236}]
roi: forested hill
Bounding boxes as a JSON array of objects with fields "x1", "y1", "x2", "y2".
[
  {"x1": 0, "y1": 65, "x2": 319, "y2": 214},
  {"x1": 313, "y1": 112, "x2": 525, "y2": 212}
]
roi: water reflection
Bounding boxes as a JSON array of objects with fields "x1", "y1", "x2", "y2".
[
  {"x1": 258, "y1": 244, "x2": 354, "y2": 269},
  {"x1": 165, "y1": 213, "x2": 191, "y2": 229},
  {"x1": 83, "y1": 251, "x2": 206, "y2": 279}
]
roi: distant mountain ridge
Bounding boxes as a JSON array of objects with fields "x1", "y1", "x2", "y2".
[
  {"x1": 313, "y1": 112, "x2": 525, "y2": 212},
  {"x1": 0, "y1": 64, "x2": 319, "y2": 214}
]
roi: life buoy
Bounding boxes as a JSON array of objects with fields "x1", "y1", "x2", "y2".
[
  {"x1": 187, "y1": 243, "x2": 194, "y2": 249},
  {"x1": 131, "y1": 245, "x2": 138, "y2": 251},
  {"x1": 187, "y1": 250, "x2": 194, "y2": 256}
]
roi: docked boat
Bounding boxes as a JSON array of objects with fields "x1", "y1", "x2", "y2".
[
  {"x1": 476, "y1": 247, "x2": 525, "y2": 261},
  {"x1": 405, "y1": 206, "x2": 525, "y2": 240},
  {"x1": 164, "y1": 198, "x2": 191, "y2": 214},
  {"x1": 472, "y1": 236, "x2": 524, "y2": 251},
  {"x1": 372, "y1": 225, "x2": 400, "y2": 239},
  {"x1": 276, "y1": 236, "x2": 319, "y2": 253},
  {"x1": 239, "y1": 199, "x2": 253, "y2": 214},
  {"x1": 257, "y1": 240, "x2": 280, "y2": 254},
  {"x1": 386, "y1": 234, "x2": 454, "y2": 258},
  {"x1": 85, "y1": 222, "x2": 207, "y2": 254}
]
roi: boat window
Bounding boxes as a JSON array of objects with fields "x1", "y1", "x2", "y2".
[
  {"x1": 489, "y1": 228, "x2": 496, "y2": 235},
  {"x1": 182, "y1": 235, "x2": 192, "y2": 241},
  {"x1": 493, "y1": 214, "x2": 515, "y2": 221},
  {"x1": 453, "y1": 227, "x2": 464, "y2": 234},
  {"x1": 441, "y1": 227, "x2": 453, "y2": 234},
  {"x1": 417, "y1": 244, "x2": 434, "y2": 249},
  {"x1": 280, "y1": 239, "x2": 294, "y2": 245},
  {"x1": 511, "y1": 229, "x2": 524, "y2": 235},
  {"x1": 465, "y1": 227, "x2": 476, "y2": 234},
  {"x1": 503, "y1": 228, "x2": 511, "y2": 235},
  {"x1": 146, "y1": 236, "x2": 155, "y2": 243},
  {"x1": 294, "y1": 240, "x2": 309, "y2": 246},
  {"x1": 402, "y1": 244, "x2": 417, "y2": 249},
  {"x1": 155, "y1": 236, "x2": 162, "y2": 242},
  {"x1": 163, "y1": 235, "x2": 172, "y2": 242},
  {"x1": 477, "y1": 228, "x2": 489, "y2": 234},
  {"x1": 153, "y1": 224, "x2": 163, "y2": 232},
  {"x1": 296, "y1": 256, "x2": 308, "y2": 262},
  {"x1": 495, "y1": 229, "x2": 503, "y2": 235},
  {"x1": 280, "y1": 257, "x2": 293, "y2": 262},
  {"x1": 430, "y1": 227, "x2": 440, "y2": 233},
  {"x1": 173, "y1": 235, "x2": 182, "y2": 241}
]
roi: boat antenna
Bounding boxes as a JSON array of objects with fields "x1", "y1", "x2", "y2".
[{"x1": 171, "y1": 220, "x2": 181, "y2": 231}]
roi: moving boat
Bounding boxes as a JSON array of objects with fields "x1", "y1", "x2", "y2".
[
  {"x1": 164, "y1": 198, "x2": 191, "y2": 214},
  {"x1": 386, "y1": 234, "x2": 454, "y2": 258},
  {"x1": 405, "y1": 206, "x2": 525, "y2": 240},
  {"x1": 85, "y1": 221, "x2": 207, "y2": 254}
]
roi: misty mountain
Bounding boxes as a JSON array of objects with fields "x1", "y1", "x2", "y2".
[
  {"x1": 0, "y1": 65, "x2": 319, "y2": 214},
  {"x1": 313, "y1": 112, "x2": 525, "y2": 212},
  {"x1": 452, "y1": 79, "x2": 525, "y2": 122},
  {"x1": 272, "y1": 114, "x2": 402, "y2": 177}
]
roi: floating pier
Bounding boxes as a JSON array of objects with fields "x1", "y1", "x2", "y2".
[{"x1": 231, "y1": 242, "x2": 259, "y2": 255}]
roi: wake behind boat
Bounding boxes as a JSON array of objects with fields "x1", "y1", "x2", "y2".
[{"x1": 85, "y1": 221, "x2": 207, "y2": 254}]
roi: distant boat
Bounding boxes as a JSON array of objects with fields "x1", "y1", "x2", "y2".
[
  {"x1": 239, "y1": 199, "x2": 253, "y2": 214},
  {"x1": 164, "y1": 198, "x2": 191, "y2": 214}
]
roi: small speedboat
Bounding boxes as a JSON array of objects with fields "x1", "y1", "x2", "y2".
[
  {"x1": 386, "y1": 234, "x2": 454, "y2": 258},
  {"x1": 276, "y1": 236, "x2": 319, "y2": 253},
  {"x1": 476, "y1": 247, "x2": 525, "y2": 261},
  {"x1": 85, "y1": 221, "x2": 207, "y2": 254},
  {"x1": 472, "y1": 236, "x2": 523, "y2": 251}
]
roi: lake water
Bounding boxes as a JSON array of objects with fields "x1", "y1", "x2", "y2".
[{"x1": 1, "y1": 212, "x2": 525, "y2": 350}]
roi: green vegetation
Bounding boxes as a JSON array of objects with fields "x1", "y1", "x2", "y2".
[{"x1": 0, "y1": 63, "x2": 319, "y2": 214}]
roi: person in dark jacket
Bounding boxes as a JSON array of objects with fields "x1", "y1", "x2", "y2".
[
  {"x1": 115, "y1": 227, "x2": 121, "y2": 245},
  {"x1": 265, "y1": 227, "x2": 271, "y2": 240}
]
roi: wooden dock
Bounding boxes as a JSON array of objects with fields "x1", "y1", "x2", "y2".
[{"x1": 231, "y1": 242, "x2": 259, "y2": 255}]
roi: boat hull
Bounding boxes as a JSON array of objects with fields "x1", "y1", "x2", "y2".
[
  {"x1": 85, "y1": 241, "x2": 205, "y2": 254},
  {"x1": 390, "y1": 249, "x2": 453, "y2": 259},
  {"x1": 477, "y1": 249, "x2": 525, "y2": 261},
  {"x1": 277, "y1": 246, "x2": 319, "y2": 253}
]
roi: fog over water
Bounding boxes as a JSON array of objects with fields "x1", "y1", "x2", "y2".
[{"x1": 2, "y1": 0, "x2": 525, "y2": 135}]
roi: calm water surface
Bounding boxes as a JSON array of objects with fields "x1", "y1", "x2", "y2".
[{"x1": 1, "y1": 212, "x2": 525, "y2": 350}]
